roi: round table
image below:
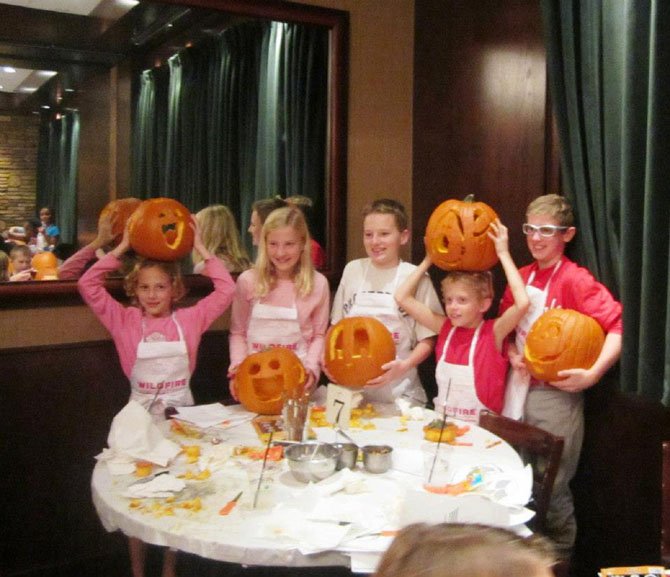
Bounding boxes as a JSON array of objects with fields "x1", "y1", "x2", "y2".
[{"x1": 91, "y1": 403, "x2": 529, "y2": 573}]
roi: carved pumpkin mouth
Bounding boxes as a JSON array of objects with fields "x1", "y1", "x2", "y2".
[
  {"x1": 251, "y1": 378, "x2": 284, "y2": 401},
  {"x1": 161, "y1": 221, "x2": 184, "y2": 249}
]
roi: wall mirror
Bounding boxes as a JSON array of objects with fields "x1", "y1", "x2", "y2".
[{"x1": 0, "y1": 0, "x2": 348, "y2": 303}]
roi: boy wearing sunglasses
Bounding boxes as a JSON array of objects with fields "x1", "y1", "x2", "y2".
[{"x1": 498, "y1": 194, "x2": 622, "y2": 558}]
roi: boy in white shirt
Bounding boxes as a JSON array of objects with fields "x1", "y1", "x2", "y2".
[{"x1": 330, "y1": 199, "x2": 442, "y2": 403}]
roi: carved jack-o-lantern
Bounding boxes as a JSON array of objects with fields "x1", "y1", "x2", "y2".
[
  {"x1": 424, "y1": 195, "x2": 499, "y2": 271},
  {"x1": 99, "y1": 197, "x2": 142, "y2": 246},
  {"x1": 34, "y1": 267, "x2": 59, "y2": 280},
  {"x1": 324, "y1": 316, "x2": 396, "y2": 387},
  {"x1": 524, "y1": 308, "x2": 605, "y2": 382},
  {"x1": 31, "y1": 251, "x2": 58, "y2": 272},
  {"x1": 236, "y1": 348, "x2": 306, "y2": 415},
  {"x1": 128, "y1": 198, "x2": 194, "y2": 261}
]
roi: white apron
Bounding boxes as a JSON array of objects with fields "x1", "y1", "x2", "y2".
[
  {"x1": 502, "y1": 261, "x2": 561, "y2": 419},
  {"x1": 434, "y1": 322, "x2": 486, "y2": 423},
  {"x1": 129, "y1": 314, "x2": 193, "y2": 418},
  {"x1": 246, "y1": 298, "x2": 308, "y2": 362},
  {"x1": 348, "y1": 262, "x2": 423, "y2": 404}
]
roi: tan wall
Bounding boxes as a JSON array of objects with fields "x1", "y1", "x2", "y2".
[{"x1": 0, "y1": 1, "x2": 414, "y2": 350}]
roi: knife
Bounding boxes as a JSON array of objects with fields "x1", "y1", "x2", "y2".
[{"x1": 219, "y1": 491, "x2": 243, "y2": 515}]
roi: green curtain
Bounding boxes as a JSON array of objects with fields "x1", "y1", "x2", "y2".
[
  {"x1": 36, "y1": 110, "x2": 80, "y2": 245},
  {"x1": 130, "y1": 20, "x2": 328, "y2": 251},
  {"x1": 541, "y1": 0, "x2": 670, "y2": 402}
]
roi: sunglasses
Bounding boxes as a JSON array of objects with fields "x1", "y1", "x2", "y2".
[{"x1": 522, "y1": 223, "x2": 569, "y2": 238}]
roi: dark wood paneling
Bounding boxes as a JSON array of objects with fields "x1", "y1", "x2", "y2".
[
  {"x1": 413, "y1": 0, "x2": 550, "y2": 297},
  {"x1": 0, "y1": 332, "x2": 231, "y2": 577}
]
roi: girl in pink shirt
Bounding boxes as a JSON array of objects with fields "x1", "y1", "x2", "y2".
[
  {"x1": 78, "y1": 217, "x2": 234, "y2": 577},
  {"x1": 229, "y1": 206, "x2": 330, "y2": 397}
]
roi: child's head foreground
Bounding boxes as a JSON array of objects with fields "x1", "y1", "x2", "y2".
[
  {"x1": 524, "y1": 194, "x2": 576, "y2": 269},
  {"x1": 441, "y1": 270, "x2": 494, "y2": 329},
  {"x1": 255, "y1": 206, "x2": 313, "y2": 296},
  {"x1": 362, "y1": 198, "x2": 410, "y2": 269},
  {"x1": 124, "y1": 259, "x2": 186, "y2": 317},
  {"x1": 10, "y1": 244, "x2": 32, "y2": 273},
  {"x1": 195, "y1": 204, "x2": 251, "y2": 273},
  {"x1": 373, "y1": 523, "x2": 554, "y2": 577}
]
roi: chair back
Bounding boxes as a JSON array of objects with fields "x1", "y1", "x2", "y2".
[
  {"x1": 662, "y1": 440, "x2": 670, "y2": 565},
  {"x1": 479, "y1": 410, "x2": 564, "y2": 534}
]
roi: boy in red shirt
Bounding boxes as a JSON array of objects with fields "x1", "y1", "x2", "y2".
[{"x1": 499, "y1": 194, "x2": 622, "y2": 557}]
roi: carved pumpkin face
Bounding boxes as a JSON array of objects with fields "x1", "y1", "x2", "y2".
[
  {"x1": 236, "y1": 348, "x2": 306, "y2": 415},
  {"x1": 31, "y1": 251, "x2": 58, "y2": 272},
  {"x1": 128, "y1": 198, "x2": 194, "y2": 261},
  {"x1": 424, "y1": 196, "x2": 499, "y2": 271},
  {"x1": 524, "y1": 308, "x2": 605, "y2": 382},
  {"x1": 324, "y1": 316, "x2": 396, "y2": 387},
  {"x1": 99, "y1": 197, "x2": 142, "y2": 246}
]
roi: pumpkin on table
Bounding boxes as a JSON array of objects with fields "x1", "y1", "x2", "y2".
[
  {"x1": 324, "y1": 316, "x2": 396, "y2": 387},
  {"x1": 99, "y1": 197, "x2": 142, "y2": 246},
  {"x1": 31, "y1": 251, "x2": 58, "y2": 273},
  {"x1": 424, "y1": 195, "x2": 499, "y2": 271},
  {"x1": 524, "y1": 308, "x2": 605, "y2": 382},
  {"x1": 236, "y1": 348, "x2": 306, "y2": 415},
  {"x1": 128, "y1": 198, "x2": 194, "y2": 261}
]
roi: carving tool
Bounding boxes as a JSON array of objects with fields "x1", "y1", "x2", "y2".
[
  {"x1": 219, "y1": 491, "x2": 243, "y2": 516},
  {"x1": 253, "y1": 430, "x2": 274, "y2": 509}
]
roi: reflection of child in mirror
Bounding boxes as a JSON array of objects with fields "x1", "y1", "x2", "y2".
[
  {"x1": 8, "y1": 245, "x2": 33, "y2": 282},
  {"x1": 0, "y1": 250, "x2": 9, "y2": 281},
  {"x1": 193, "y1": 204, "x2": 251, "y2": 274},
  {"x1": 58, "y1": 211, "x2": 116, "y2": 280}
]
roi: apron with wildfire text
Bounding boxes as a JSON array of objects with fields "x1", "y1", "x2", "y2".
[
  {"x1": 246, "y1": 299, "x2": 308, "y2": 362},
  {"x1": 435, "y1": 322, "x2": 486, "y2": 423},
  {"x1": 129, "y1": 314, "x2": 193, "y2": 416}
]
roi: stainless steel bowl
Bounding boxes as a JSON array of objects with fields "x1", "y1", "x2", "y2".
[
  {"x1": 332, "y1": 443, "x2": 358, "y2": 470},
  {"x1": 284, "y1": 442, "x2": 341, "y2": 483},
  {"x1": 361, "y1": 444, "x2": 393, "y2": 474}
]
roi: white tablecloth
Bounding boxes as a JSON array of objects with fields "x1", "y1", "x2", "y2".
[{"x1": 91, "y1": 402, "x2": 529, "y2": 573}]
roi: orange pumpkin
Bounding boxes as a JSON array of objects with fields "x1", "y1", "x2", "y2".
[
  {"x1": 324, "y1": 316, "x2": 396, "y2": 387},
  {"x1": 524, "y1": 308, "x2": 605, "y2": 382},
  {"x1": 31, "y1": 251, "x2": 58, "y2": 272},
  {"x1": 99, "y1": 197, "x2": 142, "y2": 246},
  {"x1": 128, "y1": 198, "x2": 194, "y2": 261},
  {"x1": 236, "y1": 348, "x2": 306, "y2": 415},
  {"x1": 424, "y1": 195, "x2": 499, "y2": 271}
]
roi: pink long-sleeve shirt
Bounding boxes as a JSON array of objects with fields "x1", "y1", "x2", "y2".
[
  {"x1": 228, "y1": 269, "x2": 330, "y2": 379},
  {"x1": 78, "y1": 253, "x2": 235, "y2": 379}
]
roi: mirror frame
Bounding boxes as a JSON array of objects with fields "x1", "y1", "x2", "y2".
[{"x1": 0, "y1": 0, "x2": 348, "y2": 307}]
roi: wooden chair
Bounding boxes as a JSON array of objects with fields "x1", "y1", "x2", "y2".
[
  {"x1": 661, "y1": 440, "x2": 670, "y2": 566},
  {"x1": 478, "y1": 410, "x2": 565, "y2": 535}
]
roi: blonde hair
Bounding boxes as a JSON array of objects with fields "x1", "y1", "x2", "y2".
[
  {"x1": 9, "y1": 244, "x2": 31, "y2": 262},
  {"x1": 373, "y1": 523, "x2": 555, "y2": 577},
  {"x1": 526, "y1": 194, "x2": 574, "y2": 227},
  {"x1": 124, "y1": 259, "x2": 186, "y2": 308},
  {"x1": 0, "y1": 251, "x2": 9, "y2": 281},
  {"x1": 194, "y1": 205, "x2": 251, "y2": 273},
  {"x1": 442, "y1": 270, "x2": 494, "y2": 303},
  {"x1": 362, "y1": 198, "x2": 409, "y2": 232},
  {"x1": 255, "y1": 206, "x2": 313, "y2": 297}
]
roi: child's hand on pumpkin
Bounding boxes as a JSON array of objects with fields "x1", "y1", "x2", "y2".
[
  {"x1": 190, "y1": 216, "x2": 211, "y2": 261},
  {"x1": 488, "y1": 219, "x2": 510, "y2": 257},
  {"x1": 94, "y1": 212, "x2": 115, "y2": 249},
  {"x1": 551, "y1": 368, "x2": 595, "y2": 392},
  {"x1": 227, "y1": 366, "x2": 239, "y2": 401},
  {"x1": 111, "y1": 221, "x2": 131, "y2": 257},
  {"x1": 366, "y1": 358, "x2": 409, "y2": 387}
]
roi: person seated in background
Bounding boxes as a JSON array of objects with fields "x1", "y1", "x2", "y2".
[
  {"x1": 58, "y1": 212, "x2": 116, "y2": 280},
  {"x1": 38, "y1": 206, "x2": 60, "y2": 249},
  {"x1": 373, "y1": 523, "x2": 555, "y2": 577},
  {"x1": 193, "y1": 204, "x2": 251, "y2": 274},
  {"x1": 6, "y1": 225, "x2": 28, "y2": 247},
  {"x1": 286, "y1": 194, "x2": 326, "y2": 268},
  {"x1": 8, "y1": 245, "x2": 33, "y2": 282},
  {"x1": 0, "y1": 250, "x2": 9, "y2": 281},
  {"x1": 23, "y1": 218, "x2": 44, "y2": 254},
  {"x1": 247, "y1": 197, "x2": 288, "y2": 247}
]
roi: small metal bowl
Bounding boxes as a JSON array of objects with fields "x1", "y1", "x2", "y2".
[
  {"x1": 332, "y1": 443, "x2": 358, "y2": 470},
  {"x1": 285, "y1": 442, "x2": 341, "y2": 483},
  {"x1": 361, "y1": 444, "x2": 393, "y2": 474}
]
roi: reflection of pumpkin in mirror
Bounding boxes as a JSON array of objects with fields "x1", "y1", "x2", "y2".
[
  {"x1": 524, "y1": 308, "x2": 605, "y2": 382},
  {"x1": 99, "y1": 197, "x2": 142, "y2": 246},
  {"x1": 236, "y1": 348, "x2": 306, "y2": 415},
  {"x1": 324, "y1": 316, "x2": 396, "y2": 387},
  {"x1": 424, "y1": 195, "x2": 499, "y2": 271},
  {"x1": 35, "y1": 267, "x2": 59, "y2": 281},
  {"x1": 31, "y1": 251, "x2": 58, "y2": 273},
  {"x1": 128, "y1": 198, "x2": 194, "y2": 261}
]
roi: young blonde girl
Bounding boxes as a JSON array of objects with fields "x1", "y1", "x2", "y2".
[
  {"x1": 193, "y1": 204, "x2": 251, "y2": 274},
  {"x1": 229, "y1": 206, "x2": 329, "y2": 395},
  {"x1": 78, "y1": 218, "x2": 235, "y2": 577}
]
